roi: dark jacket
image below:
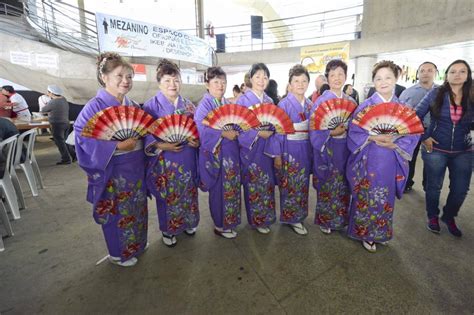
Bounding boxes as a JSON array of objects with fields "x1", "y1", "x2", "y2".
[{"x1": 415, "y1": 87, "x2": 473, "y2": 152}]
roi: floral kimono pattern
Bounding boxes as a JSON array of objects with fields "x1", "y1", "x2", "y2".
[
  {"x1": 74, "y1": 88, "x2": 148, "y2": 262},
  {"x1": 310, "y1": 90, "x2": 354, "y2": 230},
  {"x1": 143, "y1": 92, "x2": 199, "y2": 235},
  {"x1": 346, "y1": 93, "x2": 419, "y2": 242},
  {"x1": 195, "y1": 93, "x2": 242, "y2": 229}
]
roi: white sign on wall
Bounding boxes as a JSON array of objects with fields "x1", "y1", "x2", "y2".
[
  {"x1": 96, "y1": 12, "x2": 213, "y2": 67},
  {"x1": 10, "y1": 51, "x2": 31, "y2": 66},
  {"x1": 35, "y1": 54, "x2": 58, "y2": 69}
]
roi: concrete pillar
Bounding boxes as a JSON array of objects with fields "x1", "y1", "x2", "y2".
[
  {"x1": 354, "y1": 55, "x2": 377, "y2": 102},
  {"x1": 77, "y1": 0, "x2": 87, "y2": 41},
  {"x1": 195, "y1": 0, "x2": 204, "y2": 39}
]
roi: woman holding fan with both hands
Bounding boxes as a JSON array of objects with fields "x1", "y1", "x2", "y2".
[
  {"x1": 236, "y1": 63, "x2": 278, "y2": 235},
  {"x1": 346, "y1": 60, "x2": 421, "y2": 252},
  {"x1": 143, "y1": 59, "x2": 200, "y2": 248},
  {"x1": 195, "y1": 67, "x2": 242, "y2": 239},
  {"x1": 309, "y1": 59, "x2": 356, "y2": 236},
  {"x1": 74, "y1": 52, "x2": 148, "y2": 267},
  {"x1": 266, "y1": 64, "x2": 313, "y2": 235}
]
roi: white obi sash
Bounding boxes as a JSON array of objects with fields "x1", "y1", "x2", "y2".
[{"x1": 287, "y1": 120, "x2": 309, "y2": 141}]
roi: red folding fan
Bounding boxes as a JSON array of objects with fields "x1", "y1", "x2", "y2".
[
  {"x1": 148, "y1": 114, "x2": 199, "y2": 143},
  {"x1": 352, "y1": 102, "x2": 424, "y2": 135},
  {"x1": 250, "y1": 103, "x2": 295, "y2": 134},
  {"x1": 81, "y1": 105, "x2": 155, "y2": 140},
  {"x1": 202, "y1": 104, "x2": 260, "y2": 131},
  {"x1": 310, "y1": 98, "x2": 357, "y2": 130}
]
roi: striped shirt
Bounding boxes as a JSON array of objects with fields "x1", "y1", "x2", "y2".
[{"x1": 450, "y1": 104, "x2": 463, "y2": 124}]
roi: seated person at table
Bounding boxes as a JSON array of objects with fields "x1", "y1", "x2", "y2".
[
  {"x1": 0, "y1": 117, "x2": 19, "y2": 176},
  {"x1": 1, "y1": 86, "x2": 31, "y2": 120}
]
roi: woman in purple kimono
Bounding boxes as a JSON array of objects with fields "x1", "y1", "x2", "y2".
[
  {"x1": 143, "y1": 59, "x2": 200, "y2": 247},
  {"x1": 346, "y1": 60, "x2": 419, "y2": 252},
  {"x1": 309, "y1": 60, "x2": 355, "y2": 235},
  {"x1": 236, "y1": 63, "x2": 277, "y2": 234},
  {"x1": 266, "y1": 64, "x2": 312, "y2": 235},
  {"x1": 74, "y1": 52, "x2": 148, "y2": 267},
  {"x1": 195, "y1": 67, "x2": 241, "y2": 239}
]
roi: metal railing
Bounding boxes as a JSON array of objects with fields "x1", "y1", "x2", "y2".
[
  {"x1": 22, "y1": 0, "x2": 99, "y2": 55},
  {"x1": 0, "y1": 3, "x2": 23, "y2": 17}
]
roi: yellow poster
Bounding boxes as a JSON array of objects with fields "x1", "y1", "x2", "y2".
[{"x1": 300, "y1": 41, "x2": 350, "y2": 73}]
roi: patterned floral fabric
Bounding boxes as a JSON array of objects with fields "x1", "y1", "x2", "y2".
[
  {"x1": 150, "y1": 154, "x2": 199, "y2": 234},
  {"x1": 277, "y1": 153, "x2": 309, "y2": 223},
  {"x1": 246, "y1": 162, "x2": 276, "y2": 227}
]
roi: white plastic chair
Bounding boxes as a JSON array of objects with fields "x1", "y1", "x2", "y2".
[
  {"x1": 0, "y1": 135, "x2": 21, "y2": 220},
  {"x1": 14, "y1": 129, "x2": 44, "y2": 197},
  {"x1": 0, "y1": 198, "x2": 14, "y2": 252},
  {"x1": 9, "y1": 135, "x2": 26, "y2": 209}
]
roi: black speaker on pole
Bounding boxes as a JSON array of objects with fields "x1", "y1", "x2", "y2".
[
  {"x1": 251, "y1": 15, "x2": 263, "y2": 39},
  {"x1": 216, "y1": 34, "x2": 226, "y2": 53}
]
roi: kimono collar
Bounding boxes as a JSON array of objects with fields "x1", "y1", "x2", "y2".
[
  {"x1": 244, "y1": 90, "x2": 271, "y2": 104},
  {"x1": 97, "y1": 88, "x2": 132, "y2": 105},
  {"x1": 156, "y1": 91, "x2": 186, "y2": 111},
  {"x1": 287, "y1": 92, "x2": 309, "y2": 110},
  {"x1": 249, "y1": 89, "x2": 265, "y2": 103},
  {"x1": 325, "y1": 90, "x2": 344, "y2": 99},
  {"x1": 375, "y1": 92, "x2": 396, "y2": 103},
  {"x1": 205, "y1": 92, "x2": 228, "y2": 107}
]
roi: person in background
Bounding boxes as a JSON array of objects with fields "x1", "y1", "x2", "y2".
[
  {"x1": 41, "y1": 85, "x2": 76, "y2": 165},
  {"x1": 38, "y1": 94, "x2": 51, "y2": 112},
  {"x1": 318, "y1": 83, "x2": 330, "y2": 96},
  {"x1": 229, "y1": 84, "x2": 242, "y2": 103},
  {"x1": 143, "y1": 59, "x2": 200, "y2": 247},
  {"x1": 0, "y1": 117, "x2": 19, "y2": 176},
  {"x1": 0, "y1": 93, "x2": 11, "y2": 117},
  {"x1": 415, "y1": 59, "x2": 473, "y2": 237},
  {"x1": 1, "y1": 85, "x2": 31, "y2": 120},
  {"x1": 343, "y1": 84, "x2": 360, "y2": 105},
  {"x1": 310, "y1": 74, "x2": 328, "y2": 103},
  {"x1": 265, "y1": 79, "x2": 280, "y2": 105},
  {"x1": 399, "y1": 61, "x2": 438, "y2": 192},
  {"x1": 346, "y1": 60, "x2": 419, "y2": 253}
]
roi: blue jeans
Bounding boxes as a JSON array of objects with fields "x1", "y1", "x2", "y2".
[{"x1": 421, "y1": 148, "x2": 472, "y2": 220}]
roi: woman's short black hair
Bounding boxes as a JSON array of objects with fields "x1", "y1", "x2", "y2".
[
  {"x1": 288, "y1": 64, "x2": 310, "y2": 83},
  {"x1": 324, "y1": 59, "x2": 348, "y2": 78},
  {"x1": 204, "y1": 66, "x2": 226, "y2": 83},
  {"x1": 249, "y1": 63, "x2": 270, "y2": 78}
]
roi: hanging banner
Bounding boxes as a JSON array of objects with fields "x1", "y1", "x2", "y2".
[
  {"x1": 300, "y1": 41, "x2": 350, "y2": 73},
  {"x1": 96, "y1": 12, "x2": 213, "y2": 66}
]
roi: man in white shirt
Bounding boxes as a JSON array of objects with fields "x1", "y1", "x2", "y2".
[{"x1": 1, "y1": 85, "x2": 32, "y2": 120}]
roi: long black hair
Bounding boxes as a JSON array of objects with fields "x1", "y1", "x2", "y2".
[{"x1": 432, "y1": 59, "x2": 472, "y2": 119}]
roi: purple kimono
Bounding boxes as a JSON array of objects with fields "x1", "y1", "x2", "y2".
[
  {"x1": 265, "y1": 93, "x2": 312, "y2": 223},
  {"x1": 236, "y1": 90, "x2": 276, "y2": 227},
  {"x1": 310, "y1": 90, "x2": 354, "y2": 230},
  {"x1": 74, "y1": 89, "x2": 148, "y2": 262},
  {"x1": 346, "y1": 93, "x2": 420, "y2": 242},
  {"x1": 143, "y1": 92, "x2": 199, "y2": 235},
  {"x1": 195, "y1": 93, "x2": 241, "y2": 229}
]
